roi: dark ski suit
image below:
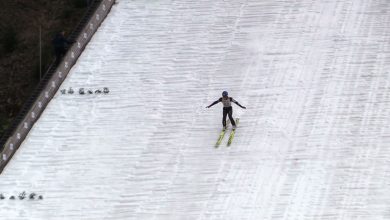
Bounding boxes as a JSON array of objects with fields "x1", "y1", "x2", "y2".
[{"x1": 207, "y1": 97, "x2": 246, "y2": 127}]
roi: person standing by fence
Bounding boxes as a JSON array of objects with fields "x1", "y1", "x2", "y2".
[{"x1": 52, "y1": 31, "x2": 72, "y2": 64}]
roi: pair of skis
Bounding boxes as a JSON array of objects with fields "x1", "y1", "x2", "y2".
[{"x1": 215, "y1": 118, "x2": 239, "y2": 147}]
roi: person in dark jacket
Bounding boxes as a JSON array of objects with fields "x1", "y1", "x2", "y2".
[
  {"x1": 52, "y1": 31, "x2": 72, "y2": 64},
  {"x1": 206, "y1": 91, "x2": 246, "y2": 129}
]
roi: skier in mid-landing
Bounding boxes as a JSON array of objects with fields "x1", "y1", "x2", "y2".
[{"x1": 206, "y1": 91, "x2": 246, "y2": 130}]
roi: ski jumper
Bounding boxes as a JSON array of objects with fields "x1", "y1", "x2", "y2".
[{"x1": 207, "y1": 97, "x2": 245, "y2": 127}]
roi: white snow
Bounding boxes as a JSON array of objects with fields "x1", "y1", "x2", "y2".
[{"x1": 2, "y1": 0, "x2": 390, "y2": 219}]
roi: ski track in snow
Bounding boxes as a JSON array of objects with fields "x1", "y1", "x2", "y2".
[{"x1": 1, "y1": 0, "x2": 390, "y2": 219}]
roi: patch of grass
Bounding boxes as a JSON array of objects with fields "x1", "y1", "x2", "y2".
[
  {"x1": 1, "y1": 26, "x2": 18, "y2": 54},
  {"x1": 61, "y1": 0, "x2": 88, "y2": 19},
  {"x1": 33, "y1": 45, "x2": 52, "y2": 81},
  {"x1": 72, "y1": 0, "x2": 89, "y2": 8},
  {"x1": 0, "y1": 114, "x2": 12, "y2": 138},
  {"x1": 61, "y1": 8, "x2": 73, "y2": 19}
]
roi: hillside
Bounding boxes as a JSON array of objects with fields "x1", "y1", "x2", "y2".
[{"x1": 0, "y1": 0, "x2": 88, "y2": 135}]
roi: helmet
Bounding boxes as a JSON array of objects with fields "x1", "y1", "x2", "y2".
[{"x1": 222, "y1": 91, "x2": 228, "y2": 97}]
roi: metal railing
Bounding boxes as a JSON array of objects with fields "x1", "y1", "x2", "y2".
[{"x1": 0, "y1": 0, "x2": 115, "y2": 174}]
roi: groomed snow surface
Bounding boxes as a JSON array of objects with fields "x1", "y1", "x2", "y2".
[{"x1": 2, "y1": 0, "x2": 390, "y2": 219}]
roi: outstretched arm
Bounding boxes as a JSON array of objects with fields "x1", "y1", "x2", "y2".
[
  {"x1": 231, "y1": 98, "x2": 246, "y2": 109},
  {"x1": 206, "y1": 98, "x2": 221, "y2": 108}
]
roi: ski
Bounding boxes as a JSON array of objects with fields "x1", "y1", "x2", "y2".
[
  {"x1": 215, "y1": 120, "x2": 230, "y2": 148},
  {"x1": 227, "y1": 118, "x2": 240, "y2": 146}
]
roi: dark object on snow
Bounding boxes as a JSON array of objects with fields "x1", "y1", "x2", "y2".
[
  {"x1": 29, "y1": 193, "x2": 36, "y2": 200},
  {"x1": 79, "y1": 88, "x2": 85, "y2": 95},
  {"x1": 18, "y1": 191, "x2": 26, "y2": 200},
  {"x1": 103, "y1": 87, "x2": 109, "y2": 94}
]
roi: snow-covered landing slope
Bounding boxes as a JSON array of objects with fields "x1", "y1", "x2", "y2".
[{"x1": 2, "y1": 0, "x2": 390, "y2": 219}]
